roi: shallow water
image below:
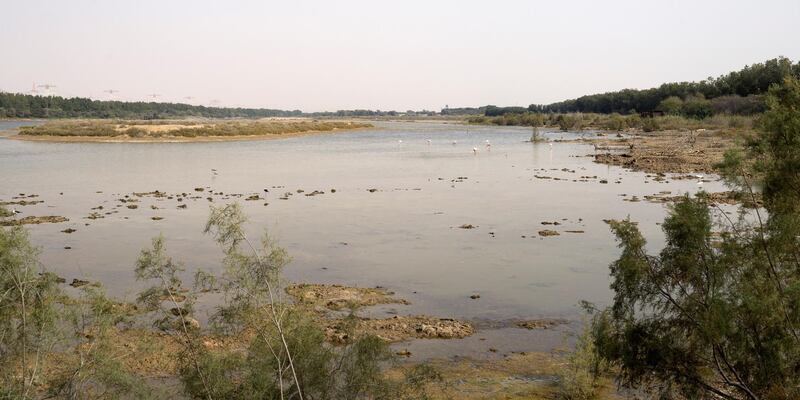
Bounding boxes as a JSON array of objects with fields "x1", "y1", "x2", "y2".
[{"x1": 0, "y1": 120, "x2": 728, "y2": 358}]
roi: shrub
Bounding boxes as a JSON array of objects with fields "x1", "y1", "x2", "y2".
[
  {"x1": 641, "y1": 117, "x2": 660, "y2": 132},
  {"x1": 557, "y1": 114, "x2": 578, "y2": 131},
  {"x1": 657, "y1": 96, "x2": 684, "y2": 115},
  {"x1": 592, "y1": 77, "x2": 800, "y2": 399}
]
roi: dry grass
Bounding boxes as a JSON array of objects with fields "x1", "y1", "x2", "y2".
[{"x1": 17, "y1": 119, "x2": 372, "y2": 140}]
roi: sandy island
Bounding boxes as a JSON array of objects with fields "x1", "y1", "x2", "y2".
[{"x1": 5, "y1": 119, "x2": 373, "y2": 143}]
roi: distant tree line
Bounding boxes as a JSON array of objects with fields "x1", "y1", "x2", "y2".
[
  {"x1": 0, "y1": 92, "x2": 448, "y2": 120},
  {"x1": 483, "y1": 57, "x2": 800, "y2": 118},
  {"x1": 440, "y1": 106, "x2": 485, "y2": 116},
  {"x1": 0, "y1": 93, "x2": 305, "y2": 119}
]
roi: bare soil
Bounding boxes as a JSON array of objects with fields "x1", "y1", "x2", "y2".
[{"x1": 588, "y1": 130, "x2": 740, "y2": 175}]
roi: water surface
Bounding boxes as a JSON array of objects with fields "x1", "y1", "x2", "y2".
[{"x1": 0, "y1": 120, "x2": 727, "y2": 358}]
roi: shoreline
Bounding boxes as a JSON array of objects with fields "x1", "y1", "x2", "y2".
[{"x1": 5, "y1": 126, "x2": 372, "y2": 143}]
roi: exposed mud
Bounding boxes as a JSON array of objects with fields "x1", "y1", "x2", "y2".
[
  {"x1": 644, "y1": 190, "x2": 762, "y2": 208},
  {"x1": 589, "y1": 130, "x2": 739, "y2": 175},
  {"x1": 0, "y1": 215, "x2": 69, "y2": 226},
  {"x1": 286, "y1": 283, "x2": 410, "y2": 310},
  {"x1": 287, "y1": 283, "x2": 475, "y2": 344},
  {"x1": 324, "y1": 315, "x2": 475, "y2": 344}
]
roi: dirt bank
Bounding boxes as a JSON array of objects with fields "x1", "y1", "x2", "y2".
[{"x1": 588, "y1": 130, "x2": 741, "y2": 175}]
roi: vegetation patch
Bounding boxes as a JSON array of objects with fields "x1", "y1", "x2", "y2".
[{"x1": 16, "y1": 119, "x2": 372, "y2": 141}]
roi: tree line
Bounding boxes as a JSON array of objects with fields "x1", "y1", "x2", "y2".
[
  {"x1": 0, "y1": 91, "x2": 444, "y2": 120},
  {"x1": 483, "y1": 57, "x2": 800, "y2": 118},
  {"x1": 0, "y1": 93, "x2": 305, "y2": 119}
]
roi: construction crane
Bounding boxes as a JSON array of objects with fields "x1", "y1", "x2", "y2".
[
  {"x1": 38, "y1": 84, "x2": 57, "y2": 90},
  {"x1": 104, "y1": 89, "x2": 119, "y2": 95}
]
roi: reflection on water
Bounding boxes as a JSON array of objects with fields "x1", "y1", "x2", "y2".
[{"x1": 0, "y1": 120, "x2": 727, "y2": 357}]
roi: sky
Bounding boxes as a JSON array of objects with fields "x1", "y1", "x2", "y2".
[{"x1": 2, "y1": 0, "x2": 799, "y2": 112}]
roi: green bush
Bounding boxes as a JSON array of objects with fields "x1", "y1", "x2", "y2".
[
  {"x1": 641, "y1": 117, "x2": 660, "y2": 132},
  {"x1": 592, "y1": 77, "x2": 800, "y2": 399}
]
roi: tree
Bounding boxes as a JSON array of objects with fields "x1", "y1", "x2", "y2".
[
  {"x1": 657, "y1": 96, "x2": 684, "y2": 115},
  {"x1": 682, "y1": 94, "x2": 713, "y2": 119},
  {"x1": 593, "y1": 77, "x2": 800, "y2": 399}
]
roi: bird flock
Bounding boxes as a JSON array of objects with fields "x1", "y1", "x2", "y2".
[{"x1": 398, "y1": 137, "x2": 520, "y2": 155}]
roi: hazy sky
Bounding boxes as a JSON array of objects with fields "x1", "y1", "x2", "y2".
[{"x1": 2, "y1": 0, "x2": 799, "y2": 111}]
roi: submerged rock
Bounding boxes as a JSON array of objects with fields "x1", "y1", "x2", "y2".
[
  {"x1": 286, "y1": 283, "x2": 409, "y2": 310},
  {"x1": 516, "y1": 319, "x2": 568, "y2": 330}
]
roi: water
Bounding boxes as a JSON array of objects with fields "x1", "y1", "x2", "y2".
[{"x1": 0, "y1": 120, "x2": 727, "y2": 358}]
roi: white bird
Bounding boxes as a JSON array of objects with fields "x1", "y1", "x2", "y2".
[
  {"x1": 472, "y1": 147, "x2": 478, "y2": 154},
  {"x1": 398, "y1": 140, "x2": 403, "y2": 144},
  {"x1": 426, "y1": 139, "x2": 431, "y2": 145},
  {"x1": 694, "y1": 174, "x2": 704, "y2": 179},
  {"x1": 452, "y1": 140, "x2": 457, "y2": 145},
  {"x1": 548, "y1": 143, "x2": 553, "y2": 147},
  {"x1": 12, "y1": 207, "x2": 21, "y2": 215}
]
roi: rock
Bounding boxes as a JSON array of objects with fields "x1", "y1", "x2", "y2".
[
  {"x1": 538, "y1": 229, "x2": 560, "y2": 237},
  {"x1": 70, "y1": 279, "x2": 90, "y2": 288},
  {"x1": 194, "y1": 188, "x2": 204, "y2": 192},
  {"x1": 459, "y1": 224, "x2": 476, "y2": 229},
  {"x1": 170, "y1": 307, "x2": 189, "y2": 317},
  {"x1": 396, "y1": 349, "x2": 412, "y2": 357},
  {"x1": 151, "y1": 216, "x2": 164, "y2": 221},
  {"x1": 367, "y1": 188, "x2": 378, "y2": 193},
  {"x1": 516, "y1": 319, "x2": 568, "y2": 330},
  {"x1": 184, "y1": 317, "x2": 200, "y2": 330},
  {"x1": 61, "y1": 228, "x2": 77, "y2": 234},
  {"x1": 177, "y1": 204, "x2": 187, "y2": 209},
  {"x1": 127, "y1": 204, "x2": 138, "y2": 209},
  {"x1": 470, "y1": 294, "x2": 481, "y2": 299}
]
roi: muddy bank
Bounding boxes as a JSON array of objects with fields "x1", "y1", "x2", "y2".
[
  {"x1": 386, "y1": 351, "x2": 621, "y2": 400},
  {"x1": 588, "y1": 130, "x2": 739, "y2": 174}
]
